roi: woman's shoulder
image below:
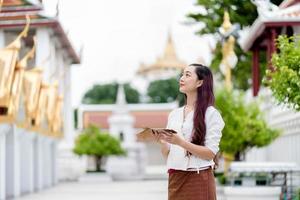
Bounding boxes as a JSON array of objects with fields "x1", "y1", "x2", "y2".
[
  {"x1": 205, "y1": 106, "x2": 225, "y2": 125},
  {"x1": 206, "y1": 106, "x2": 222, "y2": 118}
]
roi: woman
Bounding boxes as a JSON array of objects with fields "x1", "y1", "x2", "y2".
[{"x1": 156, "y1": 63, "x2": 225, "y2": 200}]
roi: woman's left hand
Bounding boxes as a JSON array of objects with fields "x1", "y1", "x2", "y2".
[{"x1": 161, "y1": 131, "x2": 185, "y2": 146}]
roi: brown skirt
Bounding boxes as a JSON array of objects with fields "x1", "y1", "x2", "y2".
[{"x1": 168, "y1": 168, "x2": 216, "y2": 200}]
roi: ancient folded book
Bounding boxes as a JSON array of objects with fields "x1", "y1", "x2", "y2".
[{"x1": 136, "y1": 128, "x2": 176, "y2": 142}]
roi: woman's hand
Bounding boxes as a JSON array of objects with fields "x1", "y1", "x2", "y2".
[
  {"x1": 160, "y1": 131, "x2": 185, "y2": 146},
  {"x1": 152, "y1": 129, "x2": 176, "y2": 144}
]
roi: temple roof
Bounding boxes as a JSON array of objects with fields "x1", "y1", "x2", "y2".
[
  {"x1": 0, "y1": 0, "x2": 80, "y2": 64},
  {"x1": 137, "y1": 34, "x2": 186, "y2": 75},
  {"x1": 240, "y1": 1, "x2": 300, "y2": 51}
]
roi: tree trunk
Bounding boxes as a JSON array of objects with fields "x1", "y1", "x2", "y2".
[{"x1": 95, "y1": 156, "x2": 102, "y2": 172}]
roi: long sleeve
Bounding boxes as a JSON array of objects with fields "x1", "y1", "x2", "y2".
[{"x1": 204, "y1": 109, "x2": 225, "y2": 155}]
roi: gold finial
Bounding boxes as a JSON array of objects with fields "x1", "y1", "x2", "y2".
[
  {"x1": 222, "y1": 11, "x2": 232, "y2": 33},
  {"x1": 7, "y1": 15, "x2": 31, "y2": 50},
  {"x1": 18, "y1": 36, "x2": 36, "y2": 68},
  {"x1": 0, "y1": 0, "x2": 4, "y2": 12}
]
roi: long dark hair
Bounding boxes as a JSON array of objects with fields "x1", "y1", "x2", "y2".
[{"x1": 189, "y1": 63, "x2": 215, "y2": 148}]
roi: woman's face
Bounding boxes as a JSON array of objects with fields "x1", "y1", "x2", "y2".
[{"x1": 179, "y1": 65, "x2": 203, "y2": 94}]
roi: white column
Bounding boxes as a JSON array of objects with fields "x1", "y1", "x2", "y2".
[
  {"x1": 34, "y1": 135, "x2": 44, "y2": 191},
  {"x1": 44, "y1": 138, "x2": 52, "y2": 188},
  {"x1": 20, "y1": 131, "x2": 36, "y2": 194},
  {"x1": 51, "y1": 140, "x2": 58, "y2": 185},
  {"x1": 36, "y1": 28, "x2": 51, "y2": 83},
  {"x1": 63, "y1": 65, "x2": 75, "y2": 147},
  {"x1": 5, "y1": 125, "x2": 21, "y2": 198},
  {"x1": 0, "y1": 125, "x2": 10, "y2": 200}
]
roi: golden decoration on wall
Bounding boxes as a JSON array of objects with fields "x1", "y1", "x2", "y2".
[
  {"x1": 23, "y1": 67, "x2": 43, "y2": 126},
  {"x1": 51, "y1": 95, "x2": 63, "y2": 137},
  {"x1": 0, "y1": 15, "x2": 30, "y2": 123},
  {"x1": 46, "y1": 81, "x2": 58, "y2": 129},
  {"x1": 32, "y1": 83, "x2": 48, "y2": 130},
  {"x1": 0, "y1": 0, "x2": 3, "y2": 11}
]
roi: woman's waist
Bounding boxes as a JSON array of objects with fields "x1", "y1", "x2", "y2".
[
  {"x1": 167, "y1": 154, "x2": 214, "y2": 166},
  {"x1": 167, "y1": 166, "x2": 212, "y2": 174}
]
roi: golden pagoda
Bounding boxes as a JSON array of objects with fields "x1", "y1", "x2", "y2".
[{"x1": 137, "y1": 33, "x2": 186, "y2": 78}]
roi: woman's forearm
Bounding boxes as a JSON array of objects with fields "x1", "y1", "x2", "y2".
[
  {"x1": 179, "y1": 140, "x2": 215, "y2": 160},
  {"x1": 160, "y1": 143, "x2": 170, "y2": 159}
]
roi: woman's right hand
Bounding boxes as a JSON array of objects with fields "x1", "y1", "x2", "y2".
[{"x1": 152, "y1": 129, "x2": 175, "y2": 144}]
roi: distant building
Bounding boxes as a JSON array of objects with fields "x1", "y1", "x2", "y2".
[{"x1": 136, "y1": 33, "x2": 186, "y2": 81}]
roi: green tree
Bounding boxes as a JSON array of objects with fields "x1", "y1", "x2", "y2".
[
  {"x1": 147, "y1": 77, "x2": 184, "y2": 104},
  {"x1": 216, "y1": 89, "x2": 280, "y2": 160},
  {"x1": 82, "y1": 82, "x2": 140, "y2": 104},
  {"x1": 187, "y1": 0, "x2": 282, "y2": 90},
  {"x1": 265, "y1": 35, "x2": 300, "y2": 111},
  {"x1": 73, "y1": 125, "x2": 125, "y2": 171}
]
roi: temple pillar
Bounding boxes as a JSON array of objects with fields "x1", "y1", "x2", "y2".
[
  {"x1": 267, "y1": 28, "x2": 277, "y2": 71},
  {"x1": 5, "y1": 125, "x2": 21, "y2": 198},
  {"x1": 20, "y1": 131, "x2": 36, "y2": 194},
  {"x1": 34, "y1": 135, "x2": 44, "y2": 191},
  {"x1": 252, "y1": 48, "x2": 260, "y2": 96},
  {"x1": 0, "y1": 125, "x2": 10, "y2": 200},
  {"x1": 36, "y1": 28, "x2": 51, "y2": 82}
]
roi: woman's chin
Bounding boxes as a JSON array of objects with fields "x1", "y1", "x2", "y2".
[{"x1": 179, "y1": 88, "x2": 186, "y2": 93}]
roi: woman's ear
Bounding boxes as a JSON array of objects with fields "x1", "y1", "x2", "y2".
[{"x1": 196, "y1": 80, "x2": 203, "y2": 88}]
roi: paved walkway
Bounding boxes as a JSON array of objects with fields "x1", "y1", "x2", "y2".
[
  {"x1": 15, "y1": 173, "x2": 168, "y2": 200},
  {"x1": 15, "y1": 172, "x2": 225, "y2": 200}
]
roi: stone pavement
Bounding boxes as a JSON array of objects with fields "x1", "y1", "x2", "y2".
[
  {"x1": 15, "y1": 171, "x2": 225, "y2": 200},
  {"x1": 15, "y1": 173, "x2": 168, "y2": 200}
]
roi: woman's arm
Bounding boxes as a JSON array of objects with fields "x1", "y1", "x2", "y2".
[
  {"x1": 162, "y1": 133, "x2": 214, "y2": 160},
  {"x1": 159, "y1": 140, "x2": 170, "y2": 159},
  {"x1": 180, "y1": 140, "x2": 215, "y2": 160}
]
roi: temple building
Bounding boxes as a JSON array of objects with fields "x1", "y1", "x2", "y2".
[
  {"x1": 0, "y1": 0, "x2": 82, "y2": 199},
  {"x1": 240, "y1": 0, "x2": 300, "y2": 167},
  {"x1": 240, "y1": 0, "x2": 300, "y2": 96},
  {"x1": 136, "y1": 33, "x2": 186, "y2": 81}
]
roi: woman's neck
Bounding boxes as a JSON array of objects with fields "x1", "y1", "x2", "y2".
[{"x1": 186, "y1": 92, "x2": 197, "y2": 110}]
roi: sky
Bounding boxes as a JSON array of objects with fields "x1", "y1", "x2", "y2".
[{"x1": 42, "y1": 0, "x2": 213, "y2": 107}]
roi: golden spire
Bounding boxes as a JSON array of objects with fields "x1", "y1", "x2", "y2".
[
  {"x1": 222, "y1": 11, "x2": 232, "y2": 33},
  {"x1": 137, "y1": 33, "x2": 186, "y2": 75},
  {"x1": 163, "y1": 33, "x2": 177, "y2": 60},
  {"x1": 220, "y1": 12, "x2": 237, "y2": 91}
]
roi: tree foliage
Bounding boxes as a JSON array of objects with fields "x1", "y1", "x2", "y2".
[
  {"x1": 187, "y1": 0, "x2": 282, "y2": 90},
  {"x1": 73, "y1": 125, "x2": 125, "y2": 171},
  {"x1": 82, "y1": 82, "x2": 140, "y2": 104},
  {"x1": 147, "y1": 77, "x2": 185, "y2": 105},
  {"x1": 216, "y1": 89, "x2": 280, "y2": 160},
  {"x1": 265, "y1": 35, "x2": 300, "y2": 111}
]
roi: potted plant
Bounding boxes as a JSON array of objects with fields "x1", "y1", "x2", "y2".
[{"x1": 73, "y1": 125, "x2": 126, "y2": 172}]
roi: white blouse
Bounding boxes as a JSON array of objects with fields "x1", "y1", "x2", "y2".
[{"x1": 166, "y1": 106, "x2": 225, "y2": 171}]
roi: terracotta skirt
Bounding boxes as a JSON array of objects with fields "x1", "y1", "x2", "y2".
[{"x1": 168, "y1": 168, "x2": 216, "y2": 200}]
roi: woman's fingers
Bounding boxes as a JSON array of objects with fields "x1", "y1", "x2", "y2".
[{"x1": 164, "y1": 129, "x2": 177, "y2": 134}]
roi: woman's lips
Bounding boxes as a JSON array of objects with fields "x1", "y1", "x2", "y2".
[{"x1": 179, "y1": 83, "x2": 184, "y2": 87}]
